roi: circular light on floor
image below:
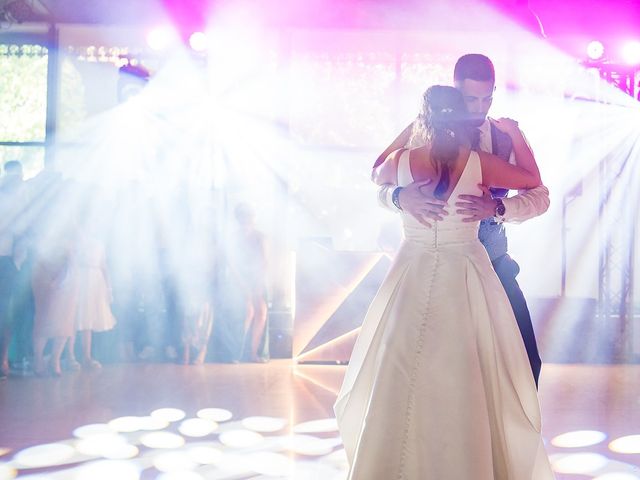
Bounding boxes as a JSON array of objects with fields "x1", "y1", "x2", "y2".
[
  {"x1": 75, "y1": 433, "x2": 129, "y2": 457},
  {"x1": 153, "y1": 451, "x2": 198, "y2": 472},
  {"x1": 293, "y1": 418, "x2": 338, "y2": 433},
  {"x1": 197, "y1": 408, "x2": 233, "y2": 422},
  {"x1": 73, "y1": 424, "x2": 115, "y2": 438},
  {"x1": 594, "y1": 474, "x2": 640, "y2": 480},
  {"x1": 13, "y1": 443, "x2": 76, "y2": 468},
  {"x1": 281, "y1": 435, "x2": 333, "y2": 456},
  {"x1": 157, "y1": 471, "x2": 204, "y2": 480},
  {"x1": 609, "y1": 435, "x2": 640, "y2": 454},
  {"x1": 551, "y1": 453, "x2": 610, "y2": 474},
  {"x1": 138, "y1": 416, "x2": 170, "y2": 431},
  {"x1": 178, "y1": 418, "x2": 218, "y2": 437},
  {"x1": 219, "y1": 430, "x2": 264, "y2": 448},
  {"x1": 108, "y1": 416, "x2": 144, "y2": 433},
  {"x1": 74, "y1": 459, "x2": 140, "y2": 480},
  {"x1": 140, "y1": 432, "x2": 185, "y2": 449},
  {"x1": 151, "y1": 408, "x2": 186, "y2": 423},
  {"x1": 186, "y1": 446, "x2": 223, "y2": 465},
  {"x1": 0, "y1": 463, "x2": 16, "y2": 480},
  {"x1": 552, "y1": 430, "x2": 607, "y2": 448},
  {"x1": 101, "y1": 444, "x2": 139, "y2": 460},
  {"x1": 241, "y1": 416, "x2": 287, "y2": 433},
  {"x1": 245, "y1": 452, "x2": 290, "y2": 476}
]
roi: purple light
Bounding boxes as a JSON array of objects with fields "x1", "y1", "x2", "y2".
[
  {"x1": 621, "y1": 40, "x2": 640, "y2": 65},
  {"x1": 189, "y1": 32, "x2": 207, "y2": 52},
  {"x1": 586, "y1": 40, "x2": 604, "y2": 60}
]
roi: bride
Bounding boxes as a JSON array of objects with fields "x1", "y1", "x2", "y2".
[{"x1": 334, "y1": 85, "x2": 555, "y2": 479}]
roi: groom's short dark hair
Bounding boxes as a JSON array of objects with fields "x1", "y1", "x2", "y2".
[{"x1": 454, "y1": 54, "x2": 495, "y2": 83}]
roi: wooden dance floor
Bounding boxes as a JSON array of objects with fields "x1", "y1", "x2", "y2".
[{"x1": 0, "y1": 362, "x2": 639, "y2": 479}]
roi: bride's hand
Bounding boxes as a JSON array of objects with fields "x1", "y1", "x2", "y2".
[{"x1": 490, "y1": 117, "x2": 521, "y2": 138}]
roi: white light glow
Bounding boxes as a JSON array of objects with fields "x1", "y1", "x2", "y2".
[
  {"x1": 552, "y1": 430, "x2": 607, "y2": 448},
  {"x1": 108, "y1": 416, "x2": 145, "y2": 433},
  {"x1": 587, "y1": 40, "x2": 605, "y2": 60},
  {"x1": 609, "y1": 435, "x2": 640, "y2": 454},
  {"x1": 186, "y1": 446, "x2": 223, "y2": 465},
  {"x1": 13, "y1": 443, "x2": 76, "y2": 468},
  {"x1": 293, "y1": 418, "x2": 339, "y2": 433},
  {"x1": 0, "y1": 463, "x2": 16, "y2": 480},
  {"x1": 245, "y1": 452, "x2": 290, "y2": 476},
  {"x1": 218, "y1": 430, "x2": 264, "y2": 448},
  {"x1": 73, "y1": 460, "x2": 140, "y2": 480},
  {"x1": 153, "y1": 451, "x2": 198, "y2": 472},
  {"x1": 147, "y1": 26, "x2": 177, "y2": 51},
  {"x1": 551, "y1": 453, "x2": 610, "y2": 474},
  {"x1": 157, "y1": 472, "x2": 204, "y2": 480},
  {"x1": 73, "y1": 424, "x2": 115, "y2": 439},
  {"x1": 189, "y1": 32, "x2": 207, "y2": 52},
  {"x1": 241, "y1": 416, "x2": 287, "y2": 433},
  {"x1": 178, "y1": 418, "x2": 218, "y2": 437},
  {"x1": 197, "y1": 408, "x2": 233, "y2": 422},
  {"x1": 140, "y1": 432, "x2": 186, "y2": 449},
  {"x1": 621, "y1": 41, "x2": 640, "y2": 65},
  {"x1": 151, "y1": 408, "x2": 187, "y2": 423},
  {"x1": 594, "y1": 474, "x2": 640, "y2": 480},
  {"x1": 281, "y1": 435, "x2": 333, "y2": 456}
]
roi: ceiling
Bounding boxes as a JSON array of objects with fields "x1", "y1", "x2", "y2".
[{"x1": 2, "y1": 0, "x2": 639, "y2": 38}]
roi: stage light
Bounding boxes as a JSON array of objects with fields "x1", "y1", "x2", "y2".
[
  {"x1": 621, "y1": 40, "x2": 640, "y2": 65},
  {"x1": 189, "y1": 32, "x2": 207, "y2": 52},
  {"x1": 586, "y1": 40, "x2": 605, "y2": 60},
  {"x1": 146, "y1": 26, "x2": 175, "y2": 51}
]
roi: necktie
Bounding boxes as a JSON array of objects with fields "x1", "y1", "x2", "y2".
[{"x1": 470, "y1": 127, "x2": 482, "y2": 151}]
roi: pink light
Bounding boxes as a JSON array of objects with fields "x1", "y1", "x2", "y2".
[
  {"x1": 586, "y1": 40, "x2": 604, "y2": 60},
  {"x1": 146, "y1": 26, "x2": 175, "y2": 51},
  {"x1": 621, "y1": 41, "x2": 640, "y2": 65},
  {"x1": 189, "y1": 32, "x2": 207, "y2": 52}
]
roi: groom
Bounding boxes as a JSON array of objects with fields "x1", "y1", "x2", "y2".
[{"x1": 374, "y1": 54, "x2": 548, "y2": 387}]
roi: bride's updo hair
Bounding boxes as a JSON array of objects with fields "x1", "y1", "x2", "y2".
[{"x1": 413, "y1": 85, "x2": 469, "y2": 199}]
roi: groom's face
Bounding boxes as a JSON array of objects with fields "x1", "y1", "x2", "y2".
[{"x1": 456, "y1": 79, "x2": 495, "y2": 127}]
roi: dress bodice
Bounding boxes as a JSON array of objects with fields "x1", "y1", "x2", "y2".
[{"x1": 397, "y1": 149, "x2": 483, "y2": 247}]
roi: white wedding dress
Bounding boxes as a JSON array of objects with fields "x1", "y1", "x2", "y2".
[{"x1": 335, "y1": 151, "x2": 555, "y2": 479}]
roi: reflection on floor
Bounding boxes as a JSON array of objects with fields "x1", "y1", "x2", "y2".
[{"x1": 0, "y1": 362, "x2": 638, "y2": 479}]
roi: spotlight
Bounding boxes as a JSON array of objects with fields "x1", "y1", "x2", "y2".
[
  {"x1": 586, "y1": 40, "x2": 604, "y2": 61},
  {"x1": 621, "y1": 40, "x2": 640, "y2": 65},
  {"x1": 189, "y1": 31, "x2": 207, "y2": 52},
  {"x1": 146, "y1": 26, "x2": 175, "y2": 51}
]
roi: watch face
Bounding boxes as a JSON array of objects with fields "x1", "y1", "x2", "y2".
[{"x1": 496, "y1": 200, "x2": 506, "y2": 216}]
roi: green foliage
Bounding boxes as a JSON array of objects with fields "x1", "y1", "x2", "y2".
[{"x1": 0, "y1": 46, "x2": 48, "y2": 142}]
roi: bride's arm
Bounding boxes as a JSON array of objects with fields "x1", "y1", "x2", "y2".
[
  {"x1": 371, "y1": 149, "x2": 405, "y2": 186},
  {"x1": 480, "y1": 118, "x2": 541, "y2": 190}
]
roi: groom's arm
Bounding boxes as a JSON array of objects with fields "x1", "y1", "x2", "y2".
[
  {"x1": 501, "y1": 130, "x2": 550, "y2": 223},
  {"x1": 502, "y1": 185, "x2": 550, "y2": 223}
]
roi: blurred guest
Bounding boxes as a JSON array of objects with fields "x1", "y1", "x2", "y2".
[
  {"x1": 69, "y1": 212, "x2": 116, "y2": 369},
  {"x1": 179, "y1": 215, "x2": 216, "y2": 365},
  {"x1": 229, "y1": 203, "x2": 269, "y2": 363},
  {"x1": 0, "y1": 160, "x2": 26, "y2": 379},
  {"x1": 31, "y1": 196, "x2": 79, "y2": 377}
]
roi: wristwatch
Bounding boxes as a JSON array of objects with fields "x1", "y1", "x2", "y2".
[
  {"x1": 494, "y1": 197, "x2": 506, "y2": 223},
  {"x1": 391, "y1": 186, "x2": 404, "y2": 211}
]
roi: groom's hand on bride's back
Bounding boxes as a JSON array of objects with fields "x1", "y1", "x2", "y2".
[
  {"x1": 398, "y1": 180, "x2": 448, "y2": 229},
  {"x1": 456, "y1": 184, "x2": 497, "y2": 222}
]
